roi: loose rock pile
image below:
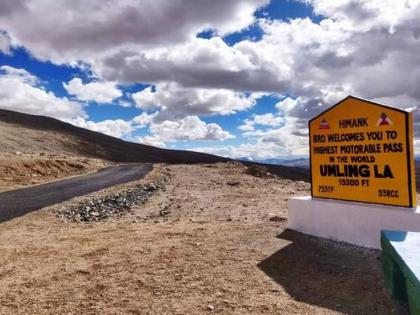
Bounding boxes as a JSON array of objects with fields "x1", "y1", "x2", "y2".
[{"x1": 58, "y1": 175, "x2": 169, "y2": 223}]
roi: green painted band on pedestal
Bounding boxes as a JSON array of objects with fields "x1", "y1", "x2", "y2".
[{"x1": 381, "y1": 230, "x2": 420, "y2": 315}]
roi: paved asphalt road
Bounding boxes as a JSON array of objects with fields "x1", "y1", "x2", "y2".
[{"x1": 0, "y1": 163, "x2": 153, "y2": 223}]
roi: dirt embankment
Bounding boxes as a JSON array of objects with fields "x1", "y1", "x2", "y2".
[
  {"x1": 0, "y1": 163, "x2": 409, "y2": 315},
  {"x1": 0, "y1": 117, "x2": 110, "y2": 191},
  {"x1": 0, "y1": 152, "x2": 108, "y2": 192}
]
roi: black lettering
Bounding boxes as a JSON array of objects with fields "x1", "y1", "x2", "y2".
[
  {"x1": 314, "y1": 146, "x2": 338, "y2": 154},
  {"x1": 319, "y1": 164, "x2": 371, "y2": 177},
  {"x1": 327, "y1": 132, "x2": 365, "y2": 143},
  {"x1": 350, "y1": 156, "x2": 375, "y2": 163},
  {"x1": 366, "y1": 131, "x2": 383, "y2": 141},
  {"x1": 320, "y1": 165, "x2": 328, "y2": 176},
  {"x1": 359, "y1": 165, "x2": 370, "y2": 177},
  {"x1": 340, "y1": 144, "x2": 381, "y2": 154},
  {"x1": 374, "y1": 165, "x2": 394, "y2": 178},
  {"x1": 328, "y1": 164, "x2": 337, "y2": 176},
  {"x1": 383, "y1": 165, "x2": 393, "y2": 178},
  {"x1": 383, "y1": 143, "x2": 403, "y2": 153},
  {"x1": 338, "y1": 118, "x2": 368, "y2": 128},
  {"x1": 313, "y1": 135, "x2": 326, "y2": 143},
  {"x1": 347, "y1": 164, "x2": 359, "y2": 177},
  {"x1": 378, "y1": 190, "x2": 399, "y2": 198}
]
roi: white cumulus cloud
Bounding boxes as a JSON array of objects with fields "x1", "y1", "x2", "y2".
[
  {"x1": 0, "y1": 66, "x2": 84, "y2": 120},
  {"x1": 239, "y1": 112, "x2": 284, "y2": 131},
  {"x1": 131, "y1": 112, "x2": 157, "y2": 128},
  {"x1": 0, "y1": 0, "x2": 268, "y2": 64},
  {"x1": 70, "y1": 117, "x2": 134, "y2": 138},
  {"x1": 195, "y1": 116, "x2": 308, "y2": 160},
  {"x1": 132, "y1": 82, "x2": 257, "y2": 121},
  {"x1": 63, "y1": 78, "x2": 122, "y2": 103},
  {"x1": 149, "y1": 115, "x2": 234, "y2": 142}
]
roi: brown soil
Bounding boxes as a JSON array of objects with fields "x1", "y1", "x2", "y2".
[
  {"x1": 0, "y1": 152, "x2": 109, "y2": 192},
  {"x1": 0, "y1": 163, "x2": 410, "y2": 314}
]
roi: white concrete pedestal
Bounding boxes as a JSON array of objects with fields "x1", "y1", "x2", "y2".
[{"x1": 288, "y1": 196, "x2": 420, "y2": 249}]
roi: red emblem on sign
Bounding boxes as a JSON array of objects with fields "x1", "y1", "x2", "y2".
[
  {"x1": 319, "y1": 119, "x2": 330, "y2": 129},
  {"x1": 377, "y1": 112, "x2": 393, "y2": 126}
]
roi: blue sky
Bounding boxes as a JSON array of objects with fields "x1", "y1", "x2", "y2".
[{"x1": 0, "y1": 0, "x2": 419, "y2": 159}]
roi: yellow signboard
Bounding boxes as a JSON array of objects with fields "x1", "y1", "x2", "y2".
[{"x1": 309, "y1": 96, "x2": 416, "y2": 207}]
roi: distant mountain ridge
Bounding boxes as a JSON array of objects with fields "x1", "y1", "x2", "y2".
[
  {"x1": 251, "y1": 157, "x2": 420, "y2": 169},
  {"x1": 242, "y1": 158, "x2": 310, "y2": 169}
]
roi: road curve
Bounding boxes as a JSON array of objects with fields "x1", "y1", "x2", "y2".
[{"x1": 0, "y1": 163, "x2": 153, "y2": 223}]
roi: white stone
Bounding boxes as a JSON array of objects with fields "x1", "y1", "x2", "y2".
[{"x1": 288, "y1": 196, "x2": 420, "y2": 249}]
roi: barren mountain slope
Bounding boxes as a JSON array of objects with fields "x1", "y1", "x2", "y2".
[
  {"x1": 0, "y1": 109, "x2": 310, "y2": 190},
  {"x1": 0, "y1": 109, "x2": 227, "y2": 163}
]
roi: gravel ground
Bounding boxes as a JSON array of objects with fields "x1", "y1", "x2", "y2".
[
  {"x1": 57, "y1": 174, "x2": 169, "y2": 223},
  {"x1": 0, "y1": 163, "x2": 410, "y2": 314}
]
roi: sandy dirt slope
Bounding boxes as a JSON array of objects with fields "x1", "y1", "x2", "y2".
[
  {"x1": 0, "y1": 119, "x2": 108, "y2": 191},
  {"x1": 0, "y1": 163, "x2": 410, "y2": 314},
  {"x1": 0, "y1": 152, "x2": 109, "y2": 192}
]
